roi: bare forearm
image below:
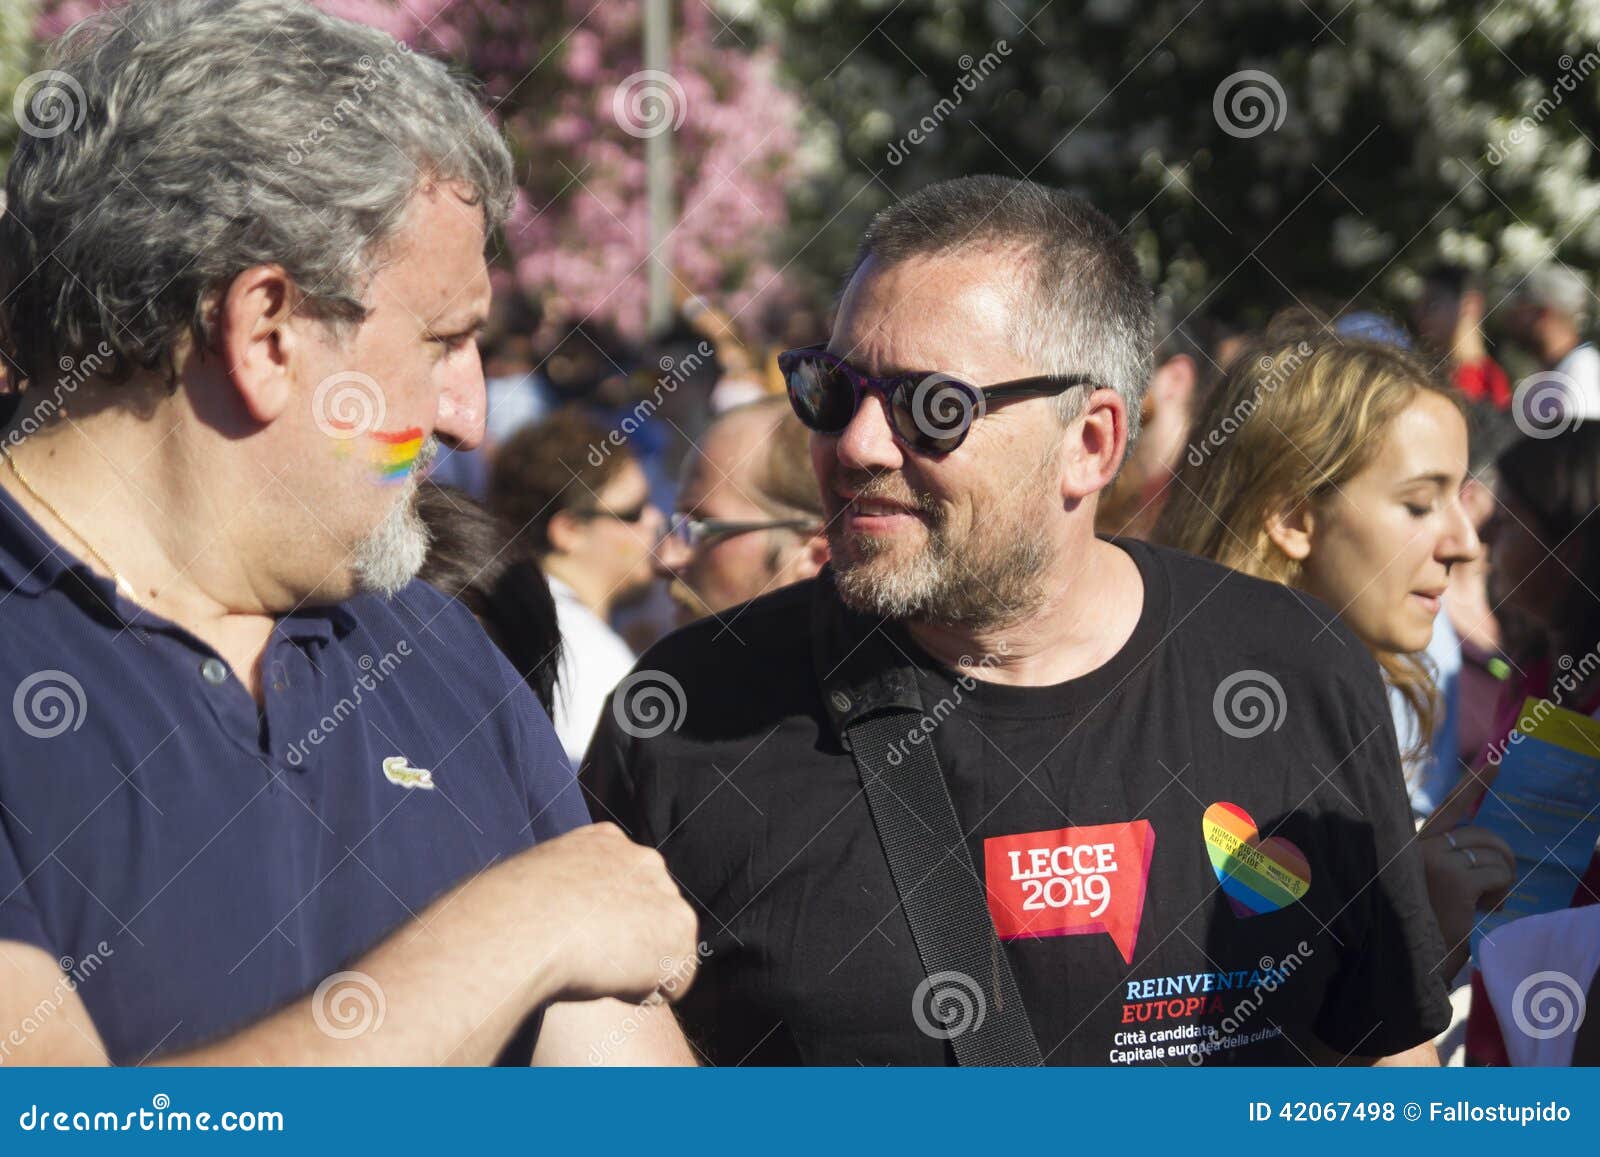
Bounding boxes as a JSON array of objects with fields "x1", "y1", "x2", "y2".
[{"x1": 159, "y1": 865, "x2": 557, "y2": 1066}]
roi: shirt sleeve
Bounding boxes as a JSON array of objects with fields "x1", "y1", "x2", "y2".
[
  {"x1": 489, "y1": 643, "x2": 590, "y2": 844},
  {"x1": 577, "y1": 692, "x2": 651, "y2": 843},
  {"x1": 1313, "y1": 663, "x2": 1454, "y2": 1056},
  {"x1": 0, "y1": 815, "x2": 52, "y2": 955},
  {"x1": 1453, "y1": 359, "x2": 1511, "y2": 409}
]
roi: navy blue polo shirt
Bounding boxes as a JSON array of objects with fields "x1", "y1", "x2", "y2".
[{"x1": 0, "y1": 482, "x2": 588, "y2": 1063}]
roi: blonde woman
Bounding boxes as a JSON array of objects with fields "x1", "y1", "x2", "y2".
[{"x1": 1156, "y1": 320, "x2": 1507, "y2": 979}]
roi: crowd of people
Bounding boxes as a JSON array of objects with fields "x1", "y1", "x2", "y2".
[{"x1": 0, "y1": 0, "x2": 1596, "y2": 1068}]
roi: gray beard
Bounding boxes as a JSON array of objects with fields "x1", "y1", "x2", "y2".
[
  {"x1": 351, "y1": 437, "x2": 436, "y2": 597},
  {"x1": 830, "y1": 504, "x2": 1052, "y2": 630}
]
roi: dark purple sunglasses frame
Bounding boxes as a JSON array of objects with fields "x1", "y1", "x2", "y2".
[{"x1": 778, "y1": 343, "x2": 1098, "y2": 454}]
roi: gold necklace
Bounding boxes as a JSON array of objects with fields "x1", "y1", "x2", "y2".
[{"x1": 2, "y1": 446, "x2": 136, "y2": 598}]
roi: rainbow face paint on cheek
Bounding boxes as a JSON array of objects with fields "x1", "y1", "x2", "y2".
[{"x1": 368, "y1": 426, "x2": 424, "y2": 484}]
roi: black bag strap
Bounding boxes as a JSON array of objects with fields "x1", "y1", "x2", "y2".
[{"x1": 843, "y1": 710, "x2": 1043, "y2": 1066}]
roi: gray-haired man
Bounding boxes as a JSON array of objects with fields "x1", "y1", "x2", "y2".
[
  {"x1": 1506, "y1": 261, "x2": 1600, "y2": 424},
  {"x1": 0, "y1": 0, "x2": 696, "y2": 1065},
  {"x1": 584, "y1": 176, "x2": 1449, "y2": 1066}
]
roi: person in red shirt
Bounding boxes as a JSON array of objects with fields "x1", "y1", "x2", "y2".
[{"x1": 1414, "y1": 263, "x2": 1512, "y2": 409}]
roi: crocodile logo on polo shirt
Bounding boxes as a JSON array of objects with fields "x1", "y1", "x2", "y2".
[{"x1": 381, "y1": 755, "x2": 435, "y2": 791}]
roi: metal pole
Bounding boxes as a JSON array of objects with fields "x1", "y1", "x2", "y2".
[{"x1": 644, "y1": 0, "x2": 674, "y2": 336}]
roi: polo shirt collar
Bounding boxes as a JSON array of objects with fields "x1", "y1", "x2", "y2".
[
  {"x1": 0, "y1": 474, "x2": 358, "y2": 639},
  {"x1": 0, "y1": 471, "x2": 113, "y2": 601}
]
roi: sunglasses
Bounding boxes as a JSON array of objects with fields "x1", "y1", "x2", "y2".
[
  {"x1": 666, "y1": 513, "x2": 815, "y2": 549},
  {"x1": 779, "y1": 343, "x2": 1098, "y2": 454},
  {"x1": 570, "y1": 498, "x2": 651, "y2": 524}
]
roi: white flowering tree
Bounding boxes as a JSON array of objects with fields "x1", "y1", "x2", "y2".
[{"x1": 754, "y1": 0, "x2": 1600, "y2": 325}]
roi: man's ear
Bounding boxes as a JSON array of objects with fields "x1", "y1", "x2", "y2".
[
  {"x1": 1150, "y1": 354, "x2": 1198, "y2": 411},
  {"x1": 1061, "y1": 387, "x2": 1127, "y2": 501},
  {"x1": 1265, "y1": 500, "x2": 1315, "y2": 562},
  {"x1": 799, "y1": 527, "x2": 830, "y2": 577},
  {"x1": 546, "y1": 509, "x2": 585, "y2": 557},
  {"x1": 216, "y1": 265, "x2": 299, "y2": 425}
]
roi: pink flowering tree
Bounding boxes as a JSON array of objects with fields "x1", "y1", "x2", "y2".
[{"x1": 35, "y1": 0, "x2": 803, "y2": 340}]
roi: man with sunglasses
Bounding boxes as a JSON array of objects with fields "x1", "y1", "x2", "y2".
[
  {"x1": 584, "y1": 176, "x2": 1449, "y2": 1065},
  {"x1": 655, "y1": 396, "x2": 828, "y2": 622}
]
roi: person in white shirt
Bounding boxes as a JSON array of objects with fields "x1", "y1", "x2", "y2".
[
  {"x1": 489, "y1": 407, "x2": 665, "y2": 764},
  {"x1": 1506, "y1": 262, "x2": 1600, "y2": 424}
]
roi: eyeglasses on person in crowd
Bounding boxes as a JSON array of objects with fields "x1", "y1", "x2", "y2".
[
  {"x1": 778, "y1": 342, "x2": 1099, "y2": 455},
  {"x1": 665, "y1": 513, "x2": 816, "y2": 549}
]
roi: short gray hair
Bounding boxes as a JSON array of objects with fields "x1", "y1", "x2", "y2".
[
  {"x1": 849, "y1": 176, "x2": 1154, "y2": 446},
  {"x1": 0, "y1": 0, "x2": 515, "y2": 388},
  {"x1": 1518, "y1": 261, "x2": 1591, "y2": 328}
]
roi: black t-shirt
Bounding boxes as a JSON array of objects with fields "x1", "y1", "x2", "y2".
[{"x1": 582, "y1": 538, "x2": 1452, "y2": 1065}]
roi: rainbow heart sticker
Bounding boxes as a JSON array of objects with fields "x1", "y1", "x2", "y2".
[{"x1": 1203, "y1": 801, "x2": 1311, "y2": 918}]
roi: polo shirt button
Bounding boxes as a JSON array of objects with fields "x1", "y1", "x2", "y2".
[{"x1": 200, "y1": 658, "x2": 229, "y2": 685}]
